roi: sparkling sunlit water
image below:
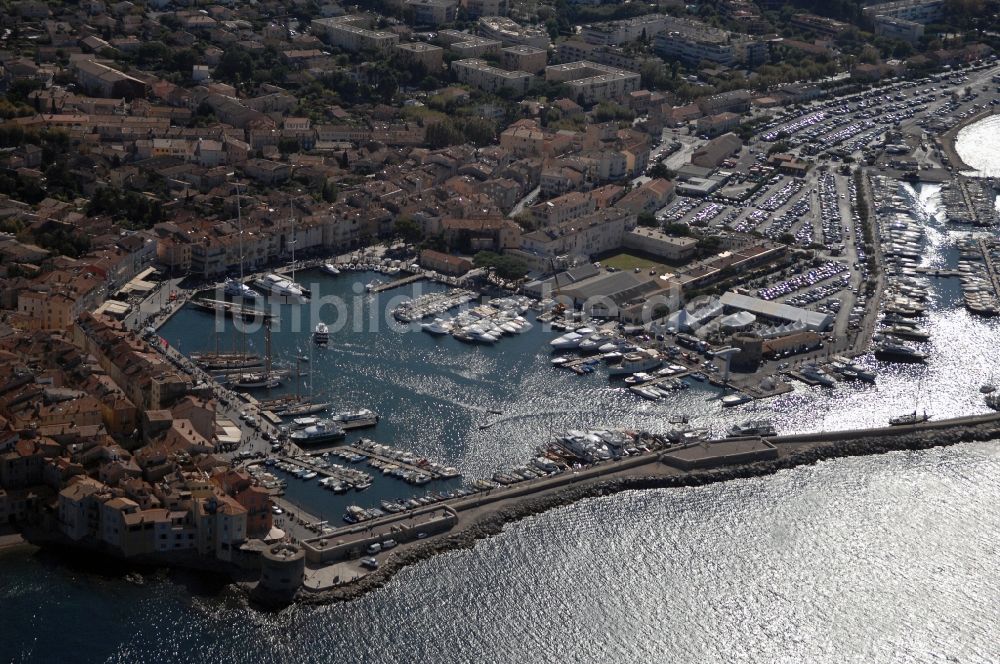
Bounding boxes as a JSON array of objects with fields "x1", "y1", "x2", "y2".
[
  {"x1": 3, "y1": 183, "x2": 1000, "y2": 662},
  {"x1": 954, "y1": 114, "x2": 1000, "y2": 176}
]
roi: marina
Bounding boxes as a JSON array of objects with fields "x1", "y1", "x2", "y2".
[
  {"x1": 271, "y1": 455, "x2": 374, "y2": 492},
  {"x1": 392, "y1": 288, "x2": 477, "y2": 323},
  {"x1": 347, "y1": 439, "x2": 461, "y2": 485}
]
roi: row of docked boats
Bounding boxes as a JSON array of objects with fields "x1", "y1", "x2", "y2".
[
  {"x1": 955, "y1": 237, "x2": 1000, "y2": 316},
  {"x1": 393, "y1": 288, "x2": 477, "y2": 323},
  {"x1": 354, "y1": 439, "x2": 461, "y2": 483},
  {"x1": 378, "y1": 487, "x2": 480, "y2": 514},
  {"x1": 330, "y1": 257, "x2": 411, "y2": 275},
  {"x1": 422, "y1": 296, "x2": 535, "y2": 344},
  {"x1": 266, "y1": 454, "x2": 374, "y2": 491},
  {"x1": 344, "y1": 486, "x2": 479, "y2": 524}
]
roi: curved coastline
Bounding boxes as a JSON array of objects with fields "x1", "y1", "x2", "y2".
[
  {"x1": 939, "y1": 109, "x2": 997, "y2": 173},
  {"x1": 293, "y1": 415, "x2": 1000, "y2": 607}
]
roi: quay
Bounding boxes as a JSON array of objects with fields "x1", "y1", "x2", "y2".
[{"x1": 291, "y1": 412, "x2": 1000, "y2": 600}]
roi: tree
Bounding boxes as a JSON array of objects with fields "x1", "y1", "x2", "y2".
[
  {"x1": 647, "y1": 162, "x2": 676, "y2": 180},
  {"x1": 278, "y1": 137, "x2": 300, "y2": 154},
  {"x1": 637, "y1": 212, "x2": 658, "y2": 228},
  {"x1": 426, "y1": 121, "x2": 464, "y2": 149},
  {"x1": 473, "y1": 251, "x2": 529, "y2": 280},
  {"x1": 664, "y1": 222, "x2": 690, "y2": 236},
  {"x1": 394, "y1": 217, "x2": 424, "y2": 244},
  {"x1": 696, "y1": 235, "x2": 722, "y2": 256}
]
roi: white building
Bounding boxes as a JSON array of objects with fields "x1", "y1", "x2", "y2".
[{"x1": 477, "y1": 16, "x2": 551, "y2": 49}]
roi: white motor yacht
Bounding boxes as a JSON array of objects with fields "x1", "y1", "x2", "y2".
[
  {"x1": 224, "y1": 278, "x2": 257, "y2": 299},
  {"x1": 721, "y1": 393, "x2": 752, "y2": 407},
  {"x1": 608, "y1": 351, "x2": 662, "y2": 376},
  {"x1": 578, "y1": 334, "x2": 611, "y2": 353},
  {"x1": 800, "y1": 364, "x2": 836, "y2": 387},
  {"x1": 421, "y1": 318, "x2": 452, "y2": 336},
  {"x1": 550, "y1": 331, "x2": 585, "y2": 350},
  {"x1": 467, "y1": 326, "x2": 498, "y2": 344},
  {"x1": 256, "y1": 273, "x2": 306, "y2": 300},
  {"x1": 290, "y1": 420, "x2": 346, "y2": 444},
  {"x1": 321, "y1": 263, "x2": 341, "y2": 276}
]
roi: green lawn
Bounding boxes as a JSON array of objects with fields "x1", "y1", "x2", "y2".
[{"x1": 600, "y1": 253, "x2": 674, "y2": 275}]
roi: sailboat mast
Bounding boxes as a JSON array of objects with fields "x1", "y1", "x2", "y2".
[
  {"x1": 289, "y1": 200, "x2": 296, "y2": 283},
  {"x1": 236, "y1": 181, "x2": 244, "y2": 282},
  {"x1": 265, "y1": 317, "x2": 272, "y2": 377}
]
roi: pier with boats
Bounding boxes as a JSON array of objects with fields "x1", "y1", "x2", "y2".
[
  {"x1": 269, "y1": 455, "x2": 373, "y2": 492},
  {"x1": 346, "y1": 439, "x2": 461, "y2": 486},
  {"x1": 392, "y1": 288, "x2": 477, "y2": 323},
  {"x1": 420, "y1": 295, "x2": 535, "y2": 344}
]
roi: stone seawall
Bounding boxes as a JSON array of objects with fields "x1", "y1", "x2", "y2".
[{"x1": 296, "y1": 419, "x2": 1000, "y2": 606}]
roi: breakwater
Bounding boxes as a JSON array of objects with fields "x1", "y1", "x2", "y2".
[{"x1": 295, "y1": 414, "x2": 1000, "y2": 606}]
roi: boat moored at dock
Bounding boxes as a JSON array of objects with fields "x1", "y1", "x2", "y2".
[
  {"x1": 290, "y1": 420, "x2": 346, "y2": 444},
  {"x1": 254, "y1": 273, "x2": 307, "y2": 301}
]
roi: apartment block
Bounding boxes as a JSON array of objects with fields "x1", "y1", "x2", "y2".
[
  {"x1": 396, "y1": 42, "x2": 445, "y2": 71},
  {"x1": 580, "y1": 15, "x2": 668, "y2": 46},
  {"x1": 451, "y1": 58, "x2": 533, "y2": 95},
  {"x1": 436, "y1": 29, "x2": 502, "y2": 57},
  {"x1": 461, "y1": 0, "x2": 508, "y2": 19},
  {"x1": 545, "y1": 61, "x2": 640, "y2": 105},
  {"x1": 74, "y1": 59, "x2": 148, "y2": 100},
  {"x1": 477, "y1": 16, "x2": 550, "y2": 49},
  {"x1": 861, "y1": 0, "x2": 944, "y2": 24},
  {"x1": 311, "y1": 16, "x2": 400, "y2": 53},
  {"x1": 557, "y1": 39, "x2": 646, "y2": 72},
  {"x1": 653, "y1": 18, "x2": 766, "y2": 67},
  {"x1": 501, "y1": 45, "x2": 548, "y2": 75},
  {"x1": 405, "y1": 0, "x2": 458, "y2": 26},
  {"x1": 874, "y1": 15, "x2": 925, "y2": 43}
]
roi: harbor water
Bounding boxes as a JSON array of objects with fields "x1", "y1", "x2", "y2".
[
  {"x1": 3, "y1": 182, "x2": 1000, "y2": 662},
  {"x1": 4, "y1": 442, "x2": 999, "y2": 663},
  {"x1": 954, "y1": 114, "x2": 1000, "y2": 177}
]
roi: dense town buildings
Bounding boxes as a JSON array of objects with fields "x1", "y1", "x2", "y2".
[{"x1": 0, "y1": 0, "x2": 995, "y2": 600}]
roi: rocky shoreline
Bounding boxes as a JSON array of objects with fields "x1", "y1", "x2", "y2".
[{"x1": 295, "y1": 420, "x2": 1000, "y2": 606}]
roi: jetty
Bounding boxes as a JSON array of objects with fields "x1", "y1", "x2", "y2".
[
  {"x1": 278, "y1": 455, "x2": 373, "y2": 489},
  {"x1": 369, "y1": 274, "x2": 425, "y2": 293},
  {"x1": 345, "y1": 440, "x2": 458, "y2": 482},
  {"x1": 290, "y1": 412, "x2": 1000, "y2": 603}
]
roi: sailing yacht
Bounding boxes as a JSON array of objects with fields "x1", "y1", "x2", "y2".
[
  {"x1": 890, "y1": 378, "x2": 930, "y2": 425},
  {"x1": 225, "y1": 180, "x2": 256, "y2": 299}
]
